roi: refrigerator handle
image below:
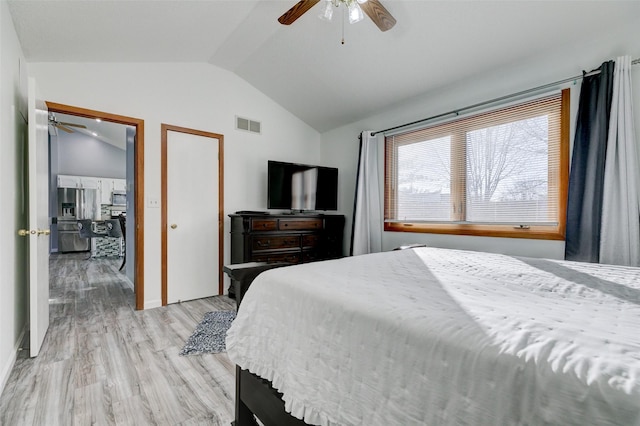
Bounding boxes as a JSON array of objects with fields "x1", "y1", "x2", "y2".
[{"x1": 76, "y1": 188, "x2": 83, "y2": 220}]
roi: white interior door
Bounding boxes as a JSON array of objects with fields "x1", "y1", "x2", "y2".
[
  {"x1": 167, "y1": 130, "x2": 219, "y2": 303},
  {"x1": 27, "y1": 78, "x2": 50, "y2": 357}
]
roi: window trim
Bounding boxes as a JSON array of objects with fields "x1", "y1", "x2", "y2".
[{"x1": 384, "y1": 88, "x2": 570, "y2": 240}]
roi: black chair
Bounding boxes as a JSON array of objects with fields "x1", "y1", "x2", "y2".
[
  {"x1": 77, "y1": 219, "x2": 107, "y2": 259},
  {"x1": 106, "y1": 217, "x2": 126, "y2": 271},
  {"x1": 119, "y1": 215, "x2": 127, "y2": 271},
  {"x1": 118, "y1": 214, "x2": 126, "y2": 271}
]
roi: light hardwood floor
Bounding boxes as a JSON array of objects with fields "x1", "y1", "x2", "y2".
[{"x1": 0, "y1": 253, "x2": 237, "y2": 425}]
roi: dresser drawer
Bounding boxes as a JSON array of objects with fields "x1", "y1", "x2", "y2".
[
  {"x1": 251, "y1": 235, "x2": 300, "y2": 251},
  {"x1": 230, "y1": 213, "x2": 344, "y2": 272},
  {"x1": 251, "y1": 219, "x2": 277, "y2": 231},
  {"x1": 301, "y1": 234, "x2": 320, "y2": 248},
  {"x1": 279, "y1": 218, "x2": 323, "y2": 231},
  {"x1": 302, "y1": 250, "x2": 320, "y2": 263},
  {"x1": 252, "y1": 252, "x2": 301, "y2": 264}
]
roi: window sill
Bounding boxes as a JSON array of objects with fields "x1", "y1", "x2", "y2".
[{"x1": 384, "y1": 222, "x2": 565, "y2": 240}]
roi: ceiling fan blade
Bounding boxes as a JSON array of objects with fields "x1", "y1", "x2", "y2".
[
  {"x1": 361, "y1": 0, "x2": 396, "y2": 32},
  {"x1": 278, "y1": 0, "x2": 321, "y2": 25},
  {"x1": 55, "y1": 124, "x2": 75, "y2": 133},
  {"x1": 60, "y1": 122, "x2": 87, "y2": 129}
]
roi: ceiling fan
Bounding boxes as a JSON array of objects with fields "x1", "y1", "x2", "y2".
[
  {"x1": 48, "y1": 113, "x2": 87, "y2": 133},
  {"x1": 278, "y1": 0, "x2": 396, "y2": 32}
]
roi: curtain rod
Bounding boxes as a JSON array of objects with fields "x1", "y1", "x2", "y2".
[{"x1": 371, "y1": 58, "x2": 640, "y2": 137}]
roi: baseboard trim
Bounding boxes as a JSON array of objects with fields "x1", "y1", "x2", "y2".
[{"x1": 0, "y1": 325, "x2": 26, "y2": 395}]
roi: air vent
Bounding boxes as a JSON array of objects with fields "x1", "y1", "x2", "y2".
[
  {"x1": 249, "y1": 120, "x2": 261, "y2": 133},
  {"x1": 236, "y1": 116, "x2": 261, "y2": 134}
]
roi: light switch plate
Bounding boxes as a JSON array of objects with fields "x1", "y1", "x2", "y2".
[{"x1": 147, "y1": 196, "x2": 160, "y2": 208}]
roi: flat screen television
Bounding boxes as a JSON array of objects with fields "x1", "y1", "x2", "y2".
[{"x1": 268, "y1": 160, "x2": 338, "y2": 211}]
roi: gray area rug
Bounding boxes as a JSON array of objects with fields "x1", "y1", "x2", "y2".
[{"x1": 179, "y1": 310, "x2": 236, "y2": 356}]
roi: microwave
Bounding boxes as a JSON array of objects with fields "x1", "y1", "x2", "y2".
[{"x1": 112, "y1": 190, "x2": 127, "y2": 206}]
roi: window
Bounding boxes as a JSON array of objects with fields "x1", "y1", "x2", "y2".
[{"x1": 385, "y1": 89, "x2": 569, "y2": 240}]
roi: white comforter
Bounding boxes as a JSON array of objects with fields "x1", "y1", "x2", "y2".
[{"x1": 226, "y1": 247, "x2": 640, "y2": 426}]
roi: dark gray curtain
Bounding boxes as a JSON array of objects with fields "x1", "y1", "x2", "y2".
[{"x1": 565, "y1": 61, "x2": 614, "y2": 262}]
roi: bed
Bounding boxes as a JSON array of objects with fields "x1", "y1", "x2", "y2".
[{"x1": 225, "y1": 247, "x2": 640, "y2": 426}]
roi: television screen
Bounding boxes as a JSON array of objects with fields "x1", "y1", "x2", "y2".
[{"x1": 268, "y1": 161, "x2": 338, "y2": 211}]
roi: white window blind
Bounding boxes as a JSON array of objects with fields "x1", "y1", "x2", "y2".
[{"x1": 385, "y1": 92, "x2": 564, "y2": 230}]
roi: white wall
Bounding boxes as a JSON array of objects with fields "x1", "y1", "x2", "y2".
[
  {"x1": 321, "y1": 20, "x2": 640, "y2": 259},
  {"x1": 29, "y1": 62, "x2": 322, "y2": 308},
  {"x1": 0, "y1": 0, "x2": 28, "y2": 395},
  {"x1": 52, "y1": 132, "x2": 126, "y2": 179}
]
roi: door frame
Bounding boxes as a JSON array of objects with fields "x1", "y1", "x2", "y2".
[
  {"x1": 46, "y1": 102, "x2": 145, "y2": 311},
  {"x1": 160, "y1": 123, "x2": 224, "y2": 306}
]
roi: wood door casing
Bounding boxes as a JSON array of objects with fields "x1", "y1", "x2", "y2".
[
  {"x1": 161, "y1": 124, "x2": 224, "y2": 306},
  {"x1": 46, "y1": 102, "x2": 145, "y2": 311}
]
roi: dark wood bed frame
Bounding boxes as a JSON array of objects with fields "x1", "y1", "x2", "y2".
[
  {"x1": 225, "y1": 262, "x2": 307, "y2": 426},
  {"x1": 233, "y1": 367, "x2": 307, "y2": 426}
]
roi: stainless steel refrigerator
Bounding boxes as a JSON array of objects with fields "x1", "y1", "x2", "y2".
[{"x1": 57, "y1": 187, "x2": 99, "y2": 253}]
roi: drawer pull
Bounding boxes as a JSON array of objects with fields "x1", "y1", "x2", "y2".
[
  {"x1": 284, "y1": 223, "x2": 288, "y2": 227},
  {"x1": 265, "y1": 256, "x2": 298, "y2": 263},
  {"x1": 257, "y1": 240, "x2": 271, "y2": 247}
]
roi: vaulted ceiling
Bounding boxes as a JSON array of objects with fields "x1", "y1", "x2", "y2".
[
  {"x1": 8, "y1": 1, "x2": 640, "y2": 133},
  {"x1": 49, "y1": 112, "x2": 131, "y2": 150}
]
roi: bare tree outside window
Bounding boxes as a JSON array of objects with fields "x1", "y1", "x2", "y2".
[
  {"x1": 394, "y1": 115, "x2": 551, "y2": 223},
  {"x1": 466, "y1": 115, "x2": 549, "y2": 223}
]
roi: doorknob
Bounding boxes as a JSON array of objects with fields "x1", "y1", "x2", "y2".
[
  {"x1": 170, "y1": 224, "x2": 178, "y2": 229},
  {"x1": 18, "y1": 229, "x2": 50, "y2": 236}
]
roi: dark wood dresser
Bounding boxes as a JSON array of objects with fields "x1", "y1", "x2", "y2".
[
  {"x1": 228, "y1": 213, "x2": 345, "y2": 297},
  {"x1": 230, "y1": 213, "x2": 345, "y2": 265}
]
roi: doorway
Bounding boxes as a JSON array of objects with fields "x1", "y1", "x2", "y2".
[
  {"x1": 46, "y1": 102, "x2": 145, "y2": 310},
  {"x1": 161, "y1": 124, "x2": 224, "y2": 305}
]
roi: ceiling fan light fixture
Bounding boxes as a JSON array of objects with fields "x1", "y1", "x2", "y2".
[
  {"x1": 319, "y1": 0, "x2": 334, "y2": 21},
  {"x1": 318, "y1": 0, "x2": 366, "y2": 24},
  {"x1": 348, "y1": 2, "x2": 364, "y2": 24},
  {"x1": 279, "y1": 0, "x2": 395, "y2": 32}
]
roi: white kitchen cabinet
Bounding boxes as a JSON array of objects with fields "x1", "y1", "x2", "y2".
[
  {"x1": 58, "y1": 174, "x2": 100, "y2": 189},
  {"x1": 97, "y1": 178, "x2": 126, "y2": 205},
  {"x1": 113, "y1": 179, "x2": 127, "y2": 192},
  {"x1": 59, "y1": 175, "x2": 124, "y2": 205},
  {"x1": 57, "y1": 174, "x2": 80, "y2": 188},
  {"x1": 79, "y1": 176, "x2": 99, "y2": 189},
  {"x1": 98, "y1": 179, "x2": 114, "y2": 204}
]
